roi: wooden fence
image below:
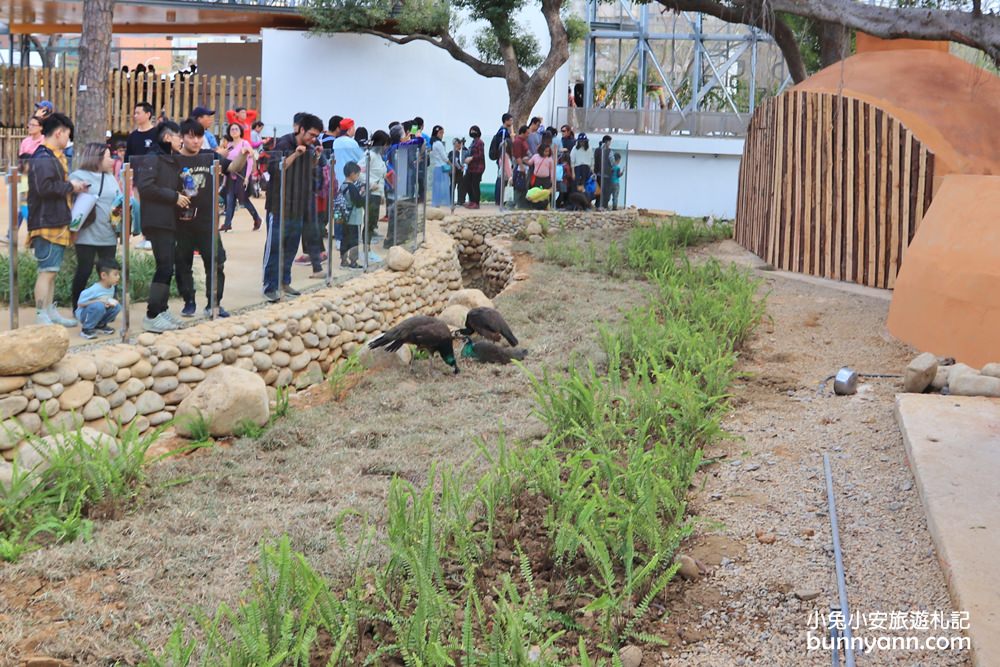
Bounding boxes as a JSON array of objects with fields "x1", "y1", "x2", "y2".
[
  {"x1": 734, "y1": 90, "x2": 936, "y2": 290},
  {"x1": 0, "y1": 67, "x2": 262, "y2": 137}
]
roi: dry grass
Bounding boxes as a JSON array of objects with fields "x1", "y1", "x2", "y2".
[{"x1": 0, "y1": 240, "x2": 648, "y2": 665}]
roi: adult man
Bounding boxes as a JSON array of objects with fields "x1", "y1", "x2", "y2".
[
  {"x1": 526, "y1": 117, "x2": 543, "y2": 156},
  {"x1": 191, "y1": 106, "x2": 218, "y2": 149},
  {"x1": 33, "y1": 100, "x2": 54, "y2": 120},
  {"x1": 490, "y1": 113, "x2": 513, "y2": 206},
  {"x1": 333, "y1": 118, "x2": 363, "y2": 185},
  {"x1": 511, "y1": 125, "x2": 530, "y2": 209},
  {"x1": 174, "y1": 118, "x2": 250, "y2": 318},
  {"x1": 320, "y1": 115, "x2": 342, "y2": 152},
  {"x1": 593, "y1": 135, "x2": 614, "y2": 209},
  {"x1": 125, "y1": 102, "x2": 157, "y2": 161},
  {"x1": 263, "y1": 113, "x2": 324, "y2": 302},
  {"x1": 225, "y1": 106, "x2": 258, "y2": 136},
  {"x1": 27, "y1": 113, "x2": 88, "y2": 326}
]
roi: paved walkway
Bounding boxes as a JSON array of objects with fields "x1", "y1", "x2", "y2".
[{"x1": 896, "y1": 394, "x2": 1000, "y2": 667}]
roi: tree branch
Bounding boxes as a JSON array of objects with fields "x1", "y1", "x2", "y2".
[
  {"x1": 766, "y1": 0, "x2": 1000, "y2": 65},
  {"x1": 357, "y1": 29, "x2": 507, "y2": 79},
  {"x1": 658, "y1": 0, "x2": 809, "y2": 82}
]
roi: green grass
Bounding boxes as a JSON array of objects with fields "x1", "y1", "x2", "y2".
[
  {"x1": 0, "y1": 246, "x2": 187, "y2": 306},
  {"x1": 0, "y1": 421, "x2": 160, "y2": 562},
  {"x1": 138, "y1": 222, "x2": 764, "y2": 664}
]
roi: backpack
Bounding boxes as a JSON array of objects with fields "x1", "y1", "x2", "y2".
[
  {"x1": 333, "y1": 188, "x2": 351, "y2": 223},
  {"x1": 488, "y1": 130, "x2": 503, "y2": 162}
]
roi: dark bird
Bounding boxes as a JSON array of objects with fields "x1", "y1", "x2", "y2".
[
  {"x1": 459, "y1": 307, "x2": 518, "y2": 347},
  {"x1": 369, "y1": 315, "x2": 458, "y2": 374},
  {"x1": 460, "y1": 337, "x2": 528, "y2": 365}
]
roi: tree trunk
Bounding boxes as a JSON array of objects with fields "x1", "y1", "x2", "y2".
[
  {"x1": 818, "y1": 21, "x2": 850, "y2": 68},
  {"x1": 76, "y1": 0, "x2": 115, "y2": 148}
]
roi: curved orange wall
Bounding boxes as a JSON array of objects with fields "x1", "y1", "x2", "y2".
[{"x1": 794, "y1": 50, "x2": 1000, "y2": 180}]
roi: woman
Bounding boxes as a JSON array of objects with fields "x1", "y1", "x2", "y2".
[
  {"x1": 69, "y1": 143, "x2": 124, "y2": 310},
  {"x1": 463, "y1": 126, "x2": 485, "y2": 209},
  {"x1": 364, "y1": 130, "x2": 390, "y2": 257},
  {"x1": 571, "y1": 132, "x2": 594, "y2": 193},
  {"x1": 135, "y1": 121, "x2": 186, "y2": 334},
  {"x1": 19, "y1": 117, "x2": 44, "y2": 158},
  {"x1": 429, "y1": 125, "x2": 450, "y2": 207},
  {"x1": 528, "y1": 144, "x2": 556, "y2": 191},
  {"x1": 221, "y1": 122, "x2": 262, "y2": 232}
]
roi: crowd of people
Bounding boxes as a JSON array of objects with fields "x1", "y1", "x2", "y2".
[{"x1": 11, "y1": 98, "x2": 626, "y2": 338}]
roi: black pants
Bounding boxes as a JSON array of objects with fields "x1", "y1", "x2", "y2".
[
  {"x1": 145, "y1": 227, "x2": 175, "y2": 319},
  {"x1": 452, "y1": 171, "x2": 467, "y2": 205},
  {"x1": 301, "y1": 213, "x2": 326, "y2": 271},
  {"x1": 341, "y1": 223, "x2": 360, "y2": 265},
  {"x1": 72, "y1": 244, "x2": 117, "y2": 309},
  {"x1": 465, "y1": 171, "x2": 482, "y2": 204},
  {"x1": 175, "y1": 227, "x2": 226, "y2": 307}
]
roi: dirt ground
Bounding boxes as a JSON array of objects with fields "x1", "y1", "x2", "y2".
[{"x1": 0, "y1": 231, "x2": 970, "y2": 666}]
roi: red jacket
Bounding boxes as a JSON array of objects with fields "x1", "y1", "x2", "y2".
[{"x1": 225, "y1": 109, "x2": 258, "y2": 136}]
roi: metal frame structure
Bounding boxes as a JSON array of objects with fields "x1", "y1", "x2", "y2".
[{"x1": 583, "y1": 0, "x2": 791, "y2": 120}]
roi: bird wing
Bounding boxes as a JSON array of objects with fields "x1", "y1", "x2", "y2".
[{"x1": 472, "y1": 308, "x2": 519, "y2": 347}]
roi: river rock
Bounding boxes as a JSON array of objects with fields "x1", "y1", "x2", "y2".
[
  {"x1": 107, "y1": 389, "x2": 127, "y2": 409},
  {"x1": 447, "y1": 289, "x2": 494, "y2": 310},
  {"x1": 619, "y1": 645, "x2": 642, "y2": 667},
  {"x1": 253, "y1": 352, "x2": 272, "y2": 371},
  {"x1": 289, "y1": 352, "x2": 311, "y2": 372},
  {"x1": 388, "y1": 246, "x2": 415, "y2": 272},
  {"x1": 981, "y1": 362, "x2": 1000, "y2": 379},
  {"x1": 136, "y1": 391, "x2": 166, "y2": 415},
  {"x1": 122, "y1": 377, "x2": 145, "y2": 398},
  {"x1": 131, "y1": 359, "x2": 153, "y2": 379},
  {"x1": 525, "y1": 220, "x2": 543, "y2": 237},
  {"x1": 438, "y1": 304, "x2": 470, "y2": 329},
  {"x1": 276, "y1": 368, "x2": 293, "y2": 388},
  {"x1": 113, "y1": 401, "x2": 137, "y2": 424},
  {"x1": 65, "y1": 356, "x2": 97, "y2": 381},
  {"x1": 0, "y1": 325, "x2": 69, "y2": 376},
  {"x1": 153, "y1": 376, "x2": 179, "y2": 394},
  {"x1": 95, "y1": 378, "x2": 119, "y2": 397},
  {"x1": 174, "y1": 366, "x2": 269, "y2": 438},
  {"x1": 162, "y1": 384, "x2": 192, "y2": 406},
  {"x1": 109, "y1": 349, "x2": 141, "y2": 368},
  {"x1": 30, "y1": 370, "x2": 60, "y2": 386},
  {"x1": 152, "y1": 360, "x2": 179, "y2": 378},
  {"x1": 53, "y1": 361, "x2": 80, "y2": 386},
  {"x1": 18, "y1": 427, "x2": 120, "y2": 472},
  {"x1": 41, "y1": 411, "x2": 84, "y2": 436},
  {"x1": 358, "y1": 344, "x2": 412, "y2": 370},
  {"x1": 0, "y1": 376, "x2": 28, "y2": 393},
  {"x1": 294, "y1": 362, "x2": 324, "y2": 389},
  {"x1": 58, "y1": 381, "x2": 94, "y2": 411},
  {"x1": 0, "y1": 396, "x2": 29, "y2": 420},
  {"x1": 82, "y1": 395, "x2": 112, "y2": 422},
  {"x1": 948, "y1": 363, "x2": 976, "y2": 384},
  {"x1": 178, "y1": 367, "x2": 206, "y2": 383}
]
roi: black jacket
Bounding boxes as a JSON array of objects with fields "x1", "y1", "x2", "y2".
[
  {"x1": 135, "y1": 147, "x2": 182, "y2": 233},
  {"x1": 27, "y1": 145, "x2": 73, "y2": 232}
]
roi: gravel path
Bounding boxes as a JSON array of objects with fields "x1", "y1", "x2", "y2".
[{"x1": 656, "y1": 246, "x2": 972, "y2": 666}]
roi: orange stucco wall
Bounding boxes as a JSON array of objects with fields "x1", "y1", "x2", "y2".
[
  {"x1": 855, "y1": 33, "x2": 949, "y2": 54},
  {"x1": 887, "y1": 175, "x2": 1000, "y2": 366},
  {"x1": 794, "y1": 51, "x2": 1000, "y2": 180}
]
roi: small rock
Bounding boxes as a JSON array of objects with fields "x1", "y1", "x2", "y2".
[
  {"x1": 135, "y1": 391, "x2": 166, "y2": 416},
  {"x1": 756, "y1": 531, "x2": 777, "y2": 544},
  {"x1": 794, "y1": 590, "x2": 822, "y2": 601},
  {"x1": 888, "y1": 501, "x2": 904, "y2": 512},
  {"x1": 903, "y1": 352, "x2": 937, "y2": 393},
  {"x1": 619, "y1": 645, "x2": 642, "y2": 667},
  {"x1": 676, "y1": 554, "x2": 702, "y2": 580},
  {"x1": 82, "y1": 396, "x2": 111, "y2": 422},
  {"x1": 0, "y1": 376, "x2": 28, "y2": 393},
  {"x1": 58, "y1": 381, "x2": 95, "y2": 411},
  {"x1": 178, "y1": 367, "x2": 206, "y2": 383},
  {"x1": 130, "y1": 359, "x2": 153, "y2": 379},
  {"x1": 899, "y1": 479, "x2": 913, "y2": 492}
]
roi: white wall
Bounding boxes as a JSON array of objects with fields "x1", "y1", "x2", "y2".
[
  {"x1": 615, "y1": 135, "x2": 744, "y2": 218},
  {"x1": 261, "y1": 29, "x2": 567, "y2": 141}
]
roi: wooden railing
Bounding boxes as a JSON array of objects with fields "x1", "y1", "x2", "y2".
[{"x1": 0, "y1": 67, "x2": 262, "y2": 137}]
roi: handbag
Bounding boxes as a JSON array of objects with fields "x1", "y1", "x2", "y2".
[
  {"x1": 512, "y1": 167, "x2": 528, "y2": 192},
  {"x1": 71, "y1": 174, "x2": 105, "y2": 232}
]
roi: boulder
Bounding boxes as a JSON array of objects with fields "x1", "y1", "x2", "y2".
[
  {"x1": 426, "y1": 207, "x2": 447, "y2": 221},
  {"x1": 930, "y1": 366, "x2": 950, "y2": 390},
  {"x1": 981, "y1": 362, "x2": 1000, "y2": 379},
  {"x1": 358, "y1": 344, "x2": 412, "y2": 371},
  {"x1": 948, "y1": 363, "x2": 977, "y2": 384},
  {"x1": 17, "y1": 427, "x2": 120, "y2": 472},
  {"x1": 951, "y1": 373, "x2": 1000, "y2": 398},
  {"x1": 438, "y1": 304, "x2": 470, "y2": 330},
  {"x1": 903, "y1": 352, "x2": 938, "y2": 393},
  {"x1": 0, "y1": 325, "x2": 69, "y2": 376},
  {"x1": 174, "y1": 366, "x2": 269, "y2": 438},
  {"x1": 525, "y1": 220, "x2": 543, "y2": 237},
  {"x1": 447, "y1": 288, "x2": 494, "y2": 310},
  {"x1": 387, "y1": 246, "x2": 415, "y2": 272}
]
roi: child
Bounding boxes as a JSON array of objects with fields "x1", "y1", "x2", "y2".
[
  {"x1": 610, "y1": 153, "x2": 623, "y2": 210},
  {"x1": 75, "y1": 258, "x2": 122, "y2": 339},
  {"x1": 335, "y1": 161, "x2": 368, "y2": 268}
]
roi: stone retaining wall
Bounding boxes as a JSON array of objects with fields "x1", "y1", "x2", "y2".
[
  {"x1": 443, "y1": 208, "x2": 637, "y2": 294},
  {"x1": 0, "y1": 223, "x2": 463, "y2": 461}
]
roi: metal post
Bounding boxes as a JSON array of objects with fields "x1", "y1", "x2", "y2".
[
  {"x1": 209, "y1": 160, "x2": 219, "y2": 319},
  {"x1": 637, "y1": 4, "x2": 649, "y2": 117},
  {"x1": 550, "y1": 155, "x2": 557, "y2": 211},
  {"x1": 277, "y1": 155, "x2": 286, "y2": 302},
  {"x1": 363, "y1": 148, "x2": 371, "y2": 272},
  {"x1": 691, "y1": 14, "x2": 703, "y2": 112},
  {"x1": 584, "y1": 0, "x2": 597, "y2": 110},
  {"x1": 824, "y1": 454, "x2": 857, "y2": 667},
  {"x1": 450, "y1": 140, "x2": 457, "y2": 214},
  {"x1": 120, "y1": 165, "x2": 132, "y2": 341},
  {"x1": 327, "y1": 151, "x2": 336, "y2": 285},
  {"x1": 420, "y1": 144, "x2": 428, "y2": 247},
  {"x1": 7, "y1": 167, "x2": 19, "y2": 329}
]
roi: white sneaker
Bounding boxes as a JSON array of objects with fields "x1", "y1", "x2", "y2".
[
  {"x1": 36, "y1": 309, "x2": 54, "y2": 325},
  {"x1": 46, "y1": 305, "x2": 79, "y2": 328},
  {"x1": 164, "y1": 311, "x2": 184, "y2": 326},
  {"x1": 142, "y1": 312, "x2": 178, "y2": 333}
]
